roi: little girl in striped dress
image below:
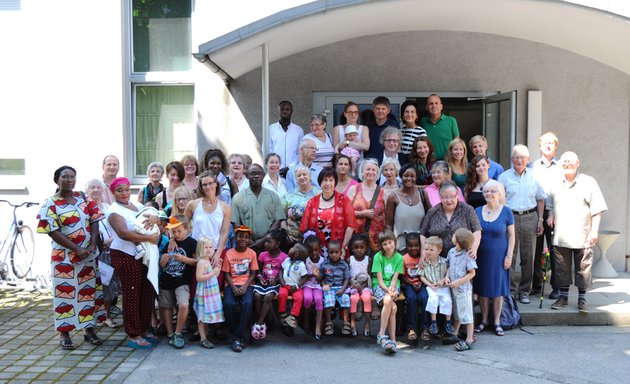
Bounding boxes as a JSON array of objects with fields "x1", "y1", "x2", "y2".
[{"x1": 193, "y1": 236, "x2": 224, "y2": 349}]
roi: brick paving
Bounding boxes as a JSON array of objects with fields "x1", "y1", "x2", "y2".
[{"x1": 0, "y1": 289, "x2": 151, "y2": 384}]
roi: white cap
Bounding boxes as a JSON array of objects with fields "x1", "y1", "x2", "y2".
[{"x1": 344, "y1": 125, "x2": 358, "y2": 134}]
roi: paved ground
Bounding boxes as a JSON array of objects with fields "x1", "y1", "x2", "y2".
[{"x1": 1, "y1": 273, "x2": 629, "y2": 384}]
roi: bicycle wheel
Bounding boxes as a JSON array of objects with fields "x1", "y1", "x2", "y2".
[{"x1": 11, "y1": 225, "x2": 35, "y2": 279}]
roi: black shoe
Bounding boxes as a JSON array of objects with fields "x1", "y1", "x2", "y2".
[{"x1": 549, "y1": 289, "x2": 560, "y2": 300}]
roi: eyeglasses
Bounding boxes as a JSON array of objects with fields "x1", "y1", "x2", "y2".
[
  {"x1": 303, "y1": 146, "x2": 317, "y2": 150},
  {"x1": 440, "y1": 194, "x2": 457, "y2": 200},
  {"x1": 483, "y1": 190, "x2": 499, "y2": 195},
  {"x1": 175, "y1": 197, "x2": 188, "y2": 202},
  {"x1": 384, "y1": 139, "x2": 399, "y2": 143},
  {"x1": 512, "y1": 156, "x2": 527, "y2": 161}
]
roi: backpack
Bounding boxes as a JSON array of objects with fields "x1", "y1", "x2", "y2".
[{"x1": 498, "y1": 295, "x2": 522, "y2": 329}]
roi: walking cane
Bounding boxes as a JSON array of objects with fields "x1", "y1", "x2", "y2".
[{"x1": 539, "y1": 248, "x2": 551, "y2": 309}]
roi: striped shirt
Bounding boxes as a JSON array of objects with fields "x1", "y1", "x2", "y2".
[
  {"x1": 446, "y1": 248, "x2": 477, "y2": 292},
  {"x1": 420, "y1": 257, "x2": 448, "y2": 285},
  {"x1": 400, "y1": 126, "x2": 427, "y2": 155}
]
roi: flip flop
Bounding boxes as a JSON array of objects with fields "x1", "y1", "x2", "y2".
[{"x1": 127, "y1": 338, "x2": 152, "y2": 350}]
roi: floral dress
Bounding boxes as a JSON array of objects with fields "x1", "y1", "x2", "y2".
[{"x1": 36, "y1": 192, "x2": 106, "y2": 332}]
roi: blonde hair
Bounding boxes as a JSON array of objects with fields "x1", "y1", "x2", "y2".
[
  {"x1": 445, "y1": 138, "x2": 468, "y2": 171},
  {"x1": 425, "y1": 236, "x2": 443, "y2": 250},
  {"x1": 196, "y1": 236, "x2": 215, "y2": 261},
  {"x1": 170, "y1": 185, "x2": 195, "y2": 216}
]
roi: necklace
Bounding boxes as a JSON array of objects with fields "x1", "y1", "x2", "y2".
[
  {"x1": 479, "y1": 178, "x2": 490, "y2": 191},
  {"x1": 321, "y1": 193, "x2": 334, "y2": 202},
  {"x1": 401, "y1": 189, "x2": 414, "y2": 205},
  {"x1": 485, "y1": 204, "x2": 499, "y2": 215}
]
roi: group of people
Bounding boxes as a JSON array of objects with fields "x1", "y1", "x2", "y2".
[{"x1": 36, "y1": 95, "x2": 607, "y2": 355}]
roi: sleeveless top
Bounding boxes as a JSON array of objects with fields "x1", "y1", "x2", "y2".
[
  {"x1": 191, "y1": 200, "x2": 224, "y2": 249},
  {"x1": 304, "y1": 132, "x2": 335, "y2": 168},
  {"x1": 393, "y1": 189, "x2": 425, "y2": 250},
  {"x1": 349, "y1": 255, "x2": 369, "y2": 279}
]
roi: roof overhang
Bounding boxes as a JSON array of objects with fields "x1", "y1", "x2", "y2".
[{"x1": 195, "y1": 0, "x2": 630, "y2": 79}]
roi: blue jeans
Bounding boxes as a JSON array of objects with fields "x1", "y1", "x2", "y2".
[
  {"x1": 403, "y1": 284, "x2": 429, "y2": 330},
  {"x1": 223, "y1": 285, "x2": 254, "y2": 339}
]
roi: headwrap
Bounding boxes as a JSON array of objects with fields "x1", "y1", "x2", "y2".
[{"x1": 109, "y1": 177, "x2": 131, "y2": 193}]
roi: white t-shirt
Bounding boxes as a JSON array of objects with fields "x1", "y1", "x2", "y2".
[{"x1": 281, "y1": 258, "x2": 307, "y2": 287}]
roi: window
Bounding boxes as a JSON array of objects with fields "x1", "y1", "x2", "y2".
[
  {"x1": 0, "y1": 158, "x2": 26, "y2": 190},
  {"x1": 134, "y1": 85, "x2": 194, "y2": 176},
  {"x1": 129, "y1": 0, "x2": 194, "y2": 179},
  {"x1": 132, "y1": 0, "x2": 192, "y2": 72}
]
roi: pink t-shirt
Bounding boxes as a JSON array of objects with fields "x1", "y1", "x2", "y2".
[{"x1": 258, "y1": 251, "x2": 288, "y2": 284}]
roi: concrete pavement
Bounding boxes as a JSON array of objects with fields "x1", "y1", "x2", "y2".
[{"x1": 1, "y1": 273, "x2": 629, "y2": 383}]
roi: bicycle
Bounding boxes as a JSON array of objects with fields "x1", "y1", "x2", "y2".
[{"x1": 0, "y1": 199, "x2": 39, "y2": 281}]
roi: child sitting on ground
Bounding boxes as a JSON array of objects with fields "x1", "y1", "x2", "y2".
[
  {"x1": 278, "y1": 242, "x2": 309, "y2": 336},
  {"x1": 193, "y1": 236, "x2": 224, "y2": 349},
  {"x1": 401, "y1": 232, "x2": 429, "y2": 342},
  {"x1": 419, "y1": 236, "x2": 454, "y2": 337},
  {"x1": 372, "y1": 230, "x2": 404, "y2": 354},
  {"x1": 158, "y1": 215, "x2": 197, "y2": 349},
  {"x1": 446, "y1": 228, "x2": 478, "y2": 351},
  {"x1": 221, "y1": 225, "x2": 259, "y2": 352},
  {"x1": 318, "y1": 240, "x2": 351, "y2": 336},
  {"x1": 252, "y1": 229, "x2": 288, "y2": 340},
  {"x1": 302, "y1": 235, "x2": 325, "y2": 340},
  {"x1": 348, "y1": 233, "x2": 372, "y2": 337}
]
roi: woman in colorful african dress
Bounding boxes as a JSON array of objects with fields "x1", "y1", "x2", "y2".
[{"x1": 36, "y1": 165, "x2": 106, "y2": 350}]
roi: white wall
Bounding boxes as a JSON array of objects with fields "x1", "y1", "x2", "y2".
[
  {"x1": 229, "y1": 31, "x2": 630, "y2": 270},
  {"x1": 0, "y1": 0, "x2": 124, "y2": 278}
]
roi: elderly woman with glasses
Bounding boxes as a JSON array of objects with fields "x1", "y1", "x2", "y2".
[
  {"x1": 346, "y1": 158, "x2": 386, "y2": 252},
  {"x1": 473, "y1": 179, "x2": 515, "y2": 336},
  {"x1": 304, "y1": 114, "x2": 336, "y2": 168},
  {"x1": 423, "y1": 161, "x2": 466, "y2": 208},
  {"x1": 420, "y1": 180, "x2": 481, "y2": 258},
  {"x1": 380, "y1": 126, "x2": 402, "y2": 166}
]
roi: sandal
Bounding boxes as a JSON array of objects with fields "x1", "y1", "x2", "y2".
[
  {"x1": 285, "y1": 315, "x2": 297, "y2": 328},
  {"x1": 127, "y1": 338, "x2": 152, "y2": 349},
  {"x1": 83, "y1": 333, "x2": 103, "y2": 346},
  {"x1": 350, "y1": 329, "x2": 358, "y2": 338},
  {"x1": 454, "y1": 340, "x2": 472, "y2": 351},
  {"x1": 200, "y1": 339, "x2": 215, "y2": 349},
  {"x1": 407, "y1": 329, "x2": 417, "y2": 341},
  {"x1": 258, "y1": 323, "x2": 267, "y2": 339},
  {"x1": 494, "y1": 324, "x2": 505, "y2": 336},
  {"x1": 324, "y1": 322, "x2": 334, "y2": 335},
  {"x1": 363, "y1": 329, "x2": 371, "y2": 337},
  {"x1": 474, "y1": 321, "x2": 488, "y2": 334},
  {"x1": 342, "y1": 322, "x2": 352, "y2": 335},
  {"x1": 104, "y1": 318, "x2": 119, "y2": 328},
  {"x1": 60, "y1": 335, "x2": 75, "y2": 350},
  {"x1": 421, "y1": 329, "x2": 430, "y2": 341}
]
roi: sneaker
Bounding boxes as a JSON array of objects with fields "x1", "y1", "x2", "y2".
[
  {"x1": 169, "y1": 333, "x2": 185, "y2": 349},
  {"x1": 551, "y1": 297, "x2": 568, "y2": 310},
  {"x1": 444, "y1": 321, "x2": 455, "y2": 335},
  {"x1": 578, "y1": 299, "x2": 588, "y2": 313},
  {"x1": 429, "y1": 321, "x2": 438, "y2": 335},
  {"x1": 549, "y1": 289, "x2": 560, "y2": 299},
  {"x1": 231, "y1": 338, "x2": 243, "y2": 353},
  {"x1": 519, "y1": 293, "x2": 530, "y2": 304},
  {"x1": 250, "y1": 323, "x2": 261, "y2": 340}
]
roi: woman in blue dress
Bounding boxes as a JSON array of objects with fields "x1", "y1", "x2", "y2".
[{"x1": 474, "y1": 179, "x2": 515, "y2": 336}]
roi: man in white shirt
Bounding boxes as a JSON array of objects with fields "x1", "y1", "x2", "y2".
[
  {"x1": 268, "y1": 101, "x2": 304, "y2": 168},
  {"x1": 529, "y1": 132, "x2": 564, "y2": 299},
  {"x1": 546, "y1": 152, "x2": 607, "y2": 312},
  {"x1": 498, "y1": 145, "x2": 546, "y2": 304}
]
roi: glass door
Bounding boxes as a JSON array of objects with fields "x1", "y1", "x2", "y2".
[{"x1": 483, "y1": 91, "x2": 516, "y2": 169}]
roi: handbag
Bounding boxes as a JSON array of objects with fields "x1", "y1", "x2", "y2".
[{"x1": 363, "y1": 185, "x2": 381, "y2": 233}]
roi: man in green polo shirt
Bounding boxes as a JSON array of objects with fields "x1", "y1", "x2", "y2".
[{"x1": 420, "y1": 94, "x2": 459, "y2": 160}]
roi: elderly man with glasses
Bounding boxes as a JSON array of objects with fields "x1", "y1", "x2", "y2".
[{"x1": 498, "y1": 145, "x2": 546, "y2": 304}]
